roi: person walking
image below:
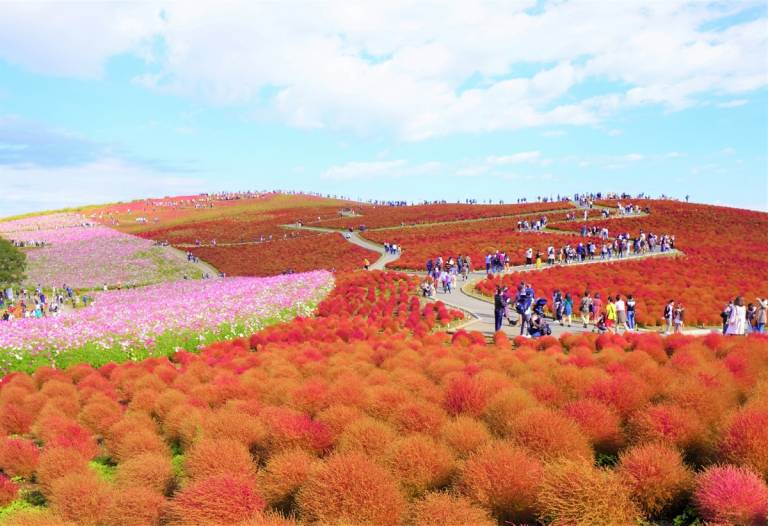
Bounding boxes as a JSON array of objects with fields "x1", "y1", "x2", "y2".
[
  {"x1": 615, "y1": 294, "x2": 628, "y2": 333},
  {"x1": 726, "y1": 297, "x2": 747, "y2": 335},
  {"x1": 494, "y1": 287, "x2": 505, "y2": 332},
  {"x1": 579, "y1": 291, "x2": 592, "y2": 329},
  {"x1": 756, "y1": 298, "x2": 767, "y2": 334},
  {"x1": 363, "y1": 258, "x2": 370, "y2": 271},
  {"x1": 626, "y1": 295, "x2": 637, "y2": 331},
  {"x1": 663, "y1": 299, "x2": 675, "y2": 334},
  {"x1": 606, "y1": 296, "x2": 617, "y2": 334},
  {"x1": 673, "y1": 303, "x2": 685, "y2": 334},
  {"x1": 592, "y1": 293, "x2": 603, "y2": 331},
  {"x1": 721, "y1": 300, "x2": 734, "y2": 335},
  {"x1": 563, "y1": 292, "x2": 573, "y2": 327}
]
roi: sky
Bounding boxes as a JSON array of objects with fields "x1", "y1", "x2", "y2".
[{"x1": 0, "y1": 1, "x2": 766, "y2": 217}]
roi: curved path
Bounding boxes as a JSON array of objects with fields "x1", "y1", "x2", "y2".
[{"x1": 286, "y1": 222, "x2": 707, "y2": 336}]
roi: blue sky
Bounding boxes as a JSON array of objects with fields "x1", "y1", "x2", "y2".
[{"x1": 0, "y1": 1, "x2": 766, "y2": 216}]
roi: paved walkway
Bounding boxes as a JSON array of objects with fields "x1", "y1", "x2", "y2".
[{"x1": 288, "y1": 222, "x2": 707, "y2": 337}]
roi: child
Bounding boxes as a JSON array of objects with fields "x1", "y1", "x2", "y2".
[{"x1": 595, "y1": 312, "x2": 608, "y2": 334}]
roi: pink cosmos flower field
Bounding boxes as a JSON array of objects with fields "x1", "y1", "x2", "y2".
[
  {"x1": 1, "y1": 213, "x2": 201, "y2": 288},
  {"x1": 0, "y1": 271, "x2": 333, "y2": 372}
]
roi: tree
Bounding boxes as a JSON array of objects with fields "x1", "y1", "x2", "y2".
[{"x1": 0, "y1": 238, "x2": 26, "y2": 288}]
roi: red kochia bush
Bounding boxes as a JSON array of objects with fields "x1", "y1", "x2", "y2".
[
  {"x1": 506, "y1": 407, "x2": 592, "y2": 461},
  {"x1": 115, "y1": 452, "x2": 175, "y2": 494},
  {"x1": 385, "y1": 434, "x2": 455, "y2": 496},
  {"x1": 258, "y1": 448, "x2": 316, "y2": 505},
  {"x1": 537, "y1": 459, "x2": 640, "y2": 526},
  {"x1": 0, "y1": 437, "x2": 40, "y2": 478},
  {"x1": 165, "y1": 475, "x2": 266, "y2": 526},
  {"x1": 694, "y1": 464, "x2": 768, "y2": 526},
  {"x1": 562, "y1": 399, "x2": 624, "y2": 454},
  {"x1": 35, "y1": 447, "x2": 90, "y2": 495},
  {"x1": 409, "y1": 492, "x2": 496, "y2": 526},
  {"x1": 459, "y1": 441, "x2": 542, "y2": 522},
  {"x1": 0, "y1": 474, "x2": 19, "y2": 506},
  {"x1": 297, "y1": 452, "x2": 406, "y2": 526},
  {"x1": 104, "y1": 487, "x2": 165, "y2": 526},
  {"x1": 49, "y1": 472, "x2": 112, "y2": 525},
  {"x1": 720, "y1": 403, "x2": 768, "y2": 478},
  {"x1": 618, "y1": 442, "x2": 693, "y2": 516},
  {"x1": 184, "y1": 438, "x2": 255, "y2": 481},
  {"x1": 443, "y1": 375, "x2": 489, "y2": 417}
]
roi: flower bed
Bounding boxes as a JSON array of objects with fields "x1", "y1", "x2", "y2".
[
  {"x1": 365, "y1": 219, "x2": 578, "y2": 270},
  {"x1": 475, "y1": 201, "x2": 768, "y2": 326},
  {"x1": 0, "y1": 269, "x2": 766, "y2": 525},
  {"x1": 0, "y1": 214, "x2": 202, "y2": 288},
  {"x1": 316, "y1": 201, "x2": 576, "y2": 230},
  {"x1": 190, "y1": 233, "x2": 380, "y2": 276},
  {"x1": 0, "y1": 271, "x2": 333, "y2": 373}
]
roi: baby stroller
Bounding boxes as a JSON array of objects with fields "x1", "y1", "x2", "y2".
[
  {"x1": 533, "y1": 298, "x2": 547, "y2": 316},
  {"x1": 528, "y1": 313, "x2": 552, "y2": 338}
]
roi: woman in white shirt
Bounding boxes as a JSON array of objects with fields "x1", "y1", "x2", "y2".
[{"x1": 726, "y1": 296, "x2": 747, "y2": 336}]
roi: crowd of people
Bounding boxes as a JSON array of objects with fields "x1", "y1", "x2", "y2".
[
  {"x1": 721, "y1": 297, "x2": 767, "y2": 335},
  {"x1": 1, "y1": 285, "x2": 92, "y2": 321},
  {"x1": 493, "y1": 284, "x2": 642, "y2": 337},
  {"x1": 421, "y1": 256, "x2": 473, "y2": 297},
  {"x1": 8, "y1": 239, "x2": 48, "y2": 248}
]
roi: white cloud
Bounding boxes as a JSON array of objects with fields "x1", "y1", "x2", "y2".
[
  {"x1": 321, "y1": 160, "x2": 440, "y2": 181},
  {"x1": 0, "y1": 1, "x2": 765, "y2": 139},
  {"x1": 623, "y1": 153, "x2": 644, "y2": 162},
  {"x1": 486, "y1": 151, "x2": 542, "y2": 165},
  {"x1": 720, "y1": 147, "x2": 736, "y2": 155},
  {"x1": 718, "y1": 99, "x2": 748, "y2": 108},
  {"x1": 0, "y1": 158, "x2": 206, "y2": 217}
]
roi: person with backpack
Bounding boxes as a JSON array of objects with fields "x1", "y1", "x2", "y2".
[
  {"x1": 516, "y1": 291, "x2": 533, "y2": 336},
  {"x1": 663, "y1": 299, "x2": 675, "y2": 334},
  {"x1": 579, "y1": 291, "x2": 592, "y2": 329},
  {"x1": 746, "y1": 303, "x2": 757, "y2": 334},
  {"x1": 605, "y1": 297, "x2": 617, "y2": 334},
  {"x1": 552, "y1": 290, "x2": 563, "y2": 324}
]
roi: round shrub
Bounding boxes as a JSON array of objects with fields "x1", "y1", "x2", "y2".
[
  {"x1": 296, "y1": 452, "x2": 406, "y2": 526},
  {"x1": 49, "y1": 472, "x2": 111, "y2": 525},
  {"x1": 184, "y1": 438, "x2": 255, "y2": 481},
  {"x1": 409, "y1": 492, "x2": 495, "y2": 526},
  {"x1": 0, "y1": 474, "x2": 19, "y2": 506},
  {"x1": 618, "y1": 442, "x2": 693, "y2": 516},
  {"x1": 507, "y1": 407, "x2": 592, "y2": 461},
  {"x1": 459, "y1": 440, "x2": 542, "y2": 522},
  {"x1": 258, "y1": 448, "x2": 316, "y2": 505},
  {"x1": 104, "y1": 487, "x2": 164, "y2": 526},
  {"x1": 35, "y1": 447, "x2": 90, "y2": 495},
  {"x1": 562, "y1": 399, "x2": 624, "y2": 453},
  {"x1": 115, "y1": 452, "x2": 175, "y2": 494},
  {"x1": 385, "y1": 434, "x2": 455, "y2": 496},
  {"x1": 336, "y1": 416, "x2": 397, "y2": 457},
  {"x1": 201, "y1": 408, "x2": 268, "y2": 453},
  {"x1": 537, "y1": 459, "x2": 640, "y2": 526},
  {"x1": 165, "y1": 474, "x2": 266, "y2": 526},
  {"x1": 440, "y1": 416, "x2": 492, "y2": 458},
  {"x1": 443, "y1": 375, "x2": 489, "y2": 417},
  {"x1": 0, "y1": 437, "x2": 40, "y2": 478},
  {"x1": 721, "y1": 404, "x2": 768, "y2": 478},
  {"x1": 482, "y1": 387, "x2": 538, "y2": 436},
  {"x1": 1, "y1": 510, "x2": 78, "y2": 526},
  {"x1": 694, "y1": 464, "x2": 768, "y2": 525},
  {"x1": 390, "y1": 401, "x2": 447, "y2": 436}
]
